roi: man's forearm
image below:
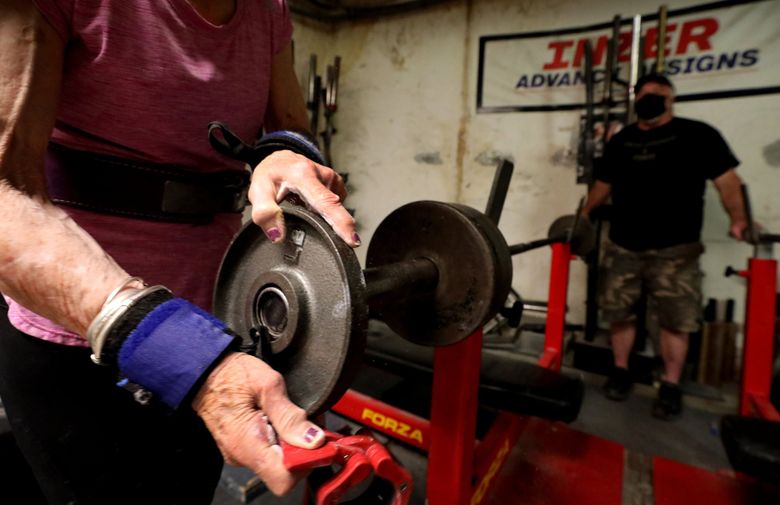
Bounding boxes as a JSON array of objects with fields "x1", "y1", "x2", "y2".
[
  {"x1": 718, "y1": 183, "x2": 746, "y2": 225},
  {"x1": 713, "y1": 170, "x2": 747, "y2": 226},
  {"x1": 582, "y1": 180, "x2": 612, "y2": 216}
]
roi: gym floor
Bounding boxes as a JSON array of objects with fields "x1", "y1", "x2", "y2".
[
  {"x1": 210, "y1": 357, "x2": 737, "y2": 505},
  {"x1": 570, "y1": 369, "x2": 733, "y2": 472},
  {"x1": 0, "y1": 353, "x2": 747, "y2": 505},
  {"x1": 0, "y1": 320, "x2": 741, "y2": 505}
]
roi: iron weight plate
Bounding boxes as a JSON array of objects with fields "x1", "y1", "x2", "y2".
[
  {"x1": 452, "y1": 203, "x2": 513, "y2": 323},
  {"x1": 367, "y1": 201, "x2": 512, "y2": 346},
  {"x1": 547, "y1": 214, "x2": 596, "y2": 257},
  {"x1": 213, "y1": 203, "x2": 367, "y2": 415}
]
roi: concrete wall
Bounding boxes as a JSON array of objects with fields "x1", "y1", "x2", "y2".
[{"x1": 289, "y1": 0, "x2": 780, "y2": 332}]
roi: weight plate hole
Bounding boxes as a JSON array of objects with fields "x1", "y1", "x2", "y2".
[{"x1": 255, "y1": 286, "x2": 289, "y2": 340}]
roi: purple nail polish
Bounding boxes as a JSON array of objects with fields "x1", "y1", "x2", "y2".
[
  {"x1": 352, "y1": 233, "x2": 362, "y2": 246},
  {"x1": 266, "y1": 228, "x2": 281, "y2": 242},
  {"x1": 304, "y1": 426, "x2": 320, "y2": 443}
]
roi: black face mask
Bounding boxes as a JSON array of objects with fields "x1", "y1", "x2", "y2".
[{"x1": 634, "y1": 93, "x2": 667, "y2": 120}]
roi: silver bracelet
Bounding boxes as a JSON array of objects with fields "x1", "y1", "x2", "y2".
[
  {"x1": 101, "y1": 276, "x2": 146, "y2": 310},
  {"x1": 86, "y1": 284, "x2": 171, "y2": 365}
]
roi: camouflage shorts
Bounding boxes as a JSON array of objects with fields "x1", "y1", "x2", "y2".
[{"x1": 599, "y1": 241, "x2": 704, "y2": 333}]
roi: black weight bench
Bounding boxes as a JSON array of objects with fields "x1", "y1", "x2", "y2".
[
  {"x1": 720, "y1": 415, "x2": 780, "y2": 483},
  {"x1": 360, "y1": 321, "x2": 584, "y2": 424}
]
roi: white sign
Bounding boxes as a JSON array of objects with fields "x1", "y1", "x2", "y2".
[{"x1": 477, "y1": 0, "x2": 780, "y2": 112}]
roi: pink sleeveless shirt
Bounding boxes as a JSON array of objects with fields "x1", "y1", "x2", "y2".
[{"x1": 6, "y1": 0, "x2": 293, "y2": 346}]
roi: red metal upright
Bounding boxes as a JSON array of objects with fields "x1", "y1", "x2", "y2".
[
  {"x1": 470, "y1": 412, "x2": 527, "y2": 505},
  {"x1": 330, "y1": 236, "x2": 583, "y2": 505},
  {"x1": 332, "y1": 390, "x2": 431, "y2": 451},
  {"x1": 540, "y1": 242, "x2": 573, "y2": 372},
  {"x1": 739, "y1": 257, "x2": 779, "y2": 420},
  {"x1": 426, "y1": 329, "x2": 483, "y2": 505}
]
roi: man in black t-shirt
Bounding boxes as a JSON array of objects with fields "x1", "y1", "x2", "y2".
[{"x1": 582, "y1": 74, "x2": 747, "y2": 420}]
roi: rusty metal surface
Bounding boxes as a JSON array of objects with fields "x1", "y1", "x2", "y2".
[
  {"x1": 364, "y1": 258, "x2": 439, "y2": 306},
  {"x1": 367, "y1": 201, "x2": 512, "y2": 346},
  {"x1": 454, "y1": 203, "x2": 513, "y2": 320},
  {"x1": 213, "y1": 203, "x2": 367, "y2": 416}
]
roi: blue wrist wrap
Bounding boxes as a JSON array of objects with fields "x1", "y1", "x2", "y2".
[
  {"x1": 259, "y1": 130, "x2": 327, "y2": 166},
  {"x1": 118, "y1": 298, "x2": 237, "y2": 409},
  {"x1": 208, "y1": 122, "x2": 326, "y2": 167}
]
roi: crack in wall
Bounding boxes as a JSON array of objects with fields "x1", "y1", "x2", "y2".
[{"x1": 454, "y1": 0, "x2": 474, "y2": 204}]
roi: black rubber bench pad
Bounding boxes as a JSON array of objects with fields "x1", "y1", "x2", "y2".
[
  {"x1": 364, "y1": 324, "x2": 584, "y2": 423},
  {"x1": 721, "y1": 415, "x2": 780, "y2": 483}
]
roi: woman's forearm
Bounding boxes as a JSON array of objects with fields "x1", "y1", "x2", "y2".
[
  {"x1": 0, "y1": 2, "x2": 127, "y2": 336},
  {"x1": 0, "y1": 182, "x2": 130, "y2": 335}
]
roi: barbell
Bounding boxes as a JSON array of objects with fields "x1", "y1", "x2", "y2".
[{"x1": 213, "y1": 200, "x2": 511, "y2": 415}]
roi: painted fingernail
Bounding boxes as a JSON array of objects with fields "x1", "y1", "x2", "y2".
[
  {"x1": 266, "y1": 228, "x2": 281, "y2": 242},
  {"x1": 304, "y1": 426, "x2": 321, "y2": 444},
  {"x1": 352, "y1": 233, "x2": 362, "y2": 246},
  {"x1": 266, "y1": 424, "x2": 278, "y2": 446}
]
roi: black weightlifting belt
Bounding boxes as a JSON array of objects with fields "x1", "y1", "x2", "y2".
[{"x1": 45, "y1": 143, "x2": 250, "y2": 223}]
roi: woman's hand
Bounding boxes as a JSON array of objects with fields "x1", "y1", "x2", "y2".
[
  {"x1": 248, "y1": 150, "x2": 360, "y2": 247},
  {"x1": 192, "y1": 352, "x2": 325, "y2": 496}
]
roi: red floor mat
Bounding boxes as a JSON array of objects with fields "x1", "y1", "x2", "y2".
[
  {"x1": 654, "y1": 457, "x2": 780, "y2": 505},
  {"x1": 485, "y1": 417, "x2": 624, "y2": 505}
]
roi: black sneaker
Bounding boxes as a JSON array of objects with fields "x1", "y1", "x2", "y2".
[
  {"x1": 603, "y1": 367, "x2": 633, "y2": 401},
  {"x1": 652, "y1": 382, "x2": 683, "y2": 420}
]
